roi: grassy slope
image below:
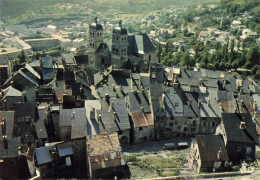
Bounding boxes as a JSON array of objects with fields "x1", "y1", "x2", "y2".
[{"x1": 2, "y1": 0, "x2": 218, "y2": 24}]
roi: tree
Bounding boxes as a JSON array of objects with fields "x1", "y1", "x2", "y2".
[
  {"x1": 246, "y1": 45, "x2": 259, "y2": 66},
  {"x1": 157, "y1": 43, "x2": 162, "y2": 64},
  {"x1": 183, "y1": 28, "x2": 188, "y2": 37},
  {"x1": 17, "y1": 49, "x2": 27, "y2": 64}
]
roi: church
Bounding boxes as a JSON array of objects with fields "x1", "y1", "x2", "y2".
[{"x1": 87, "y1": 17, "x2": 158, "y2": 71}]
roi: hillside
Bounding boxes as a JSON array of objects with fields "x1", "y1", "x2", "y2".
[{"x1": 2, "y1": 0, "x2": 218, "y2": 25}]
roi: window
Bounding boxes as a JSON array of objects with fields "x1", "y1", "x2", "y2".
[
  {"x1": 183, "y1": 127, "x2": 188, "y2": 131},
  {"x1": 149, "y1": 55, "x2": 151, "y2": 61},
  {"x1": 170, "y1": 117, "x2": 174, "y2": 120},
  {"x1": 101, "y1": 58, "x2": 105, "y2": 65},
  {"x1": 118, "y1": 130, "x2": 122, "y2": 135},
  {"x1": 139, "y1": 127, "x2": 143, "y2": 131},
  {"x1": 90, "y1": 57, "x2": 94, "y2": 65},
  {"x1": 24, "y1": 117, "x2": 31, "y2": 124},
  {"x1": 203, "y1": 122, "x2": 206, "y2": 126},
  {"x1": 188, "y1": 117, "x2": 193, "y2": 119},
  {"x1": 166, "y1": 128, "x2": 172, "y2": 131},
  {"x1": 175, "y1": 102, "x2": 179, "y2": 107},
  {"x1": 16, "y1": 117, "x2": 22, "y2": 123},
  {"x1": 169, "y1": 122, "x2": 173, "y2": 126},
  {"x1": 175, "y1": 121, "x2": 178, "y2": 125},
  {"x1": 192, "y1": 121, "x2": 196, "y2": 126},
  {"x1": 211, "y1": 122, "x2": 216, "y2": 127}
]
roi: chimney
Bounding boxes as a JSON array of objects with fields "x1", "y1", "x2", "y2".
[
  {"x1": 188, "y1": 98, "x2": 191, "y2": 106},
  {"x1": 109, "y1": 101, "x2": 113, "y2": 112},
  {"x1": 199, "y1": 78, "x2": 203, "y2": 86},
  {"x1": 174, "y1": 75, "x2": 177, "y2": 83},
  {"x1": 112, "y1": 84, "x2": 116, "y2": 92},
  {"x1": 240, "y1": 121, "x2": 246, "y2": 129},
  {"x1": 139, "y1": 76, "x2": 142, "y2": 89},
  {"x1": 198, "y1": 99, "x2": 201, "y2": 108},
  {"x1": 162, "y1": 93, "x2": 165, "y2": 104},
  {"x1": 207, "y1": 98, "x2": 210, "y2": 104},
  {"x1": 130, "y1": 74, "x2": 133, "y2": 92},
  {"x1": 113, "y1": 112, "x2": 117, "y2": 121},
  {"x1": 105, "y1": 94, "x2": 109, "y2": 104},
  {"x1": 4, "y1": 100, "x2": 7, "y2": 111},
  {"x1": 71, "y1": 112, "x2": 76, "y2": 119},
  {"x1": 141, "y1": 106, "x2": 144, "y2": 112},
  {"x1": 223, "y1": 80, "x2": 226, "y2": 89},
  {"x1": 253, "y1": 101, "x2": 257, "y2": 110}
]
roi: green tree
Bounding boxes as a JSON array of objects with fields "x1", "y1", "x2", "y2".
[
  {"x1": 183, "y1": 28, "x2": 188, "y2": 37},
  {"x1": 17, "y1": 49, "x2": 27, "y2": 63}
]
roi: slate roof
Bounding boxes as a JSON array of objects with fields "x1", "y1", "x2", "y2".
[
  {"x1": 0, "y1": 111, "x2": 21, "y2": 158},
  {"x1": 222, "y1": 113, "x2": 258, "y2": 144},
  {"x1": 199, "y1": 89, "x2": 222, "y2": 118},
  {"x1": 85, "y1": 100, "x2": 101, "y2": 136},
  {"x1": 97, "y1": 99, "x2": 130, "y2": 134},
  {"x1": 183, "y1": 92, "x2": 200, "y2": 117},
  {"x1": 96, "y1": 43, "x2": 111, "y2": 56},
  {"x1": 4, "y1": 70, "x2": 39, "y2": 87},
  {"x1": 41, "y1": 56, "x2": 53, "y2": 68},
  {"x1": 196, "y1": 135, "x2": 229, "y2": 162},
  {"x1": 59, "y1": 108, "x2": 87, "y2": 139},
  {"x1": 42, "y1": 68, "x2": 56, "y2": 81},
  {"x1": 74, "y1": 55, "x2": 88, "y2": 65},
  {"x1": 62, "y1": 53, "x2": 76, "y2": 65},
  {"x1": 164, "y1": 87, "x2": 183, "y2": 117},
  {"x1": 237, "y1": 94, "x2": 254, "y2": 113},
  {"x1": 127, "y1": 33, "x2": 156, "y2": 56},
  {"x1": 217, "y1": 91, "x2": 234, "y2": 101},
  {"x1": 29, "y1": 60, "x2": 41, "y2": 67},
  {"x1": 178, "y1": 69, "x2": 201, "y2": 88},
  {"x1": 14, "y1": 102, "x2": 36, "y2": 119},
  {"x1": 1, "y1": 86, "x2": 22, "y2": 98},
  {"x1": 57, "y1": 144, "x2": 73, "y2": 157},
  {"x1": 35, "y1": 106, "x2": 48, "y2": 139},
  {"x1": 35, "y1": 145, "x2": 55, "y2": 165},
  {"x1": 25, "y1": 64, "x2": 41, "y2": 80},
  {"x1": 128, "y1": 92, "x2": 150, "y2": 113}
]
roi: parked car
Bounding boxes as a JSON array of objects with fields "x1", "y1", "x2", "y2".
[
  {"x1": 177, "y1": 142, "x2": 188, "y2": 149},
  {"x1": 163, "y1": 143, "x2": 175, "y2": 150}
]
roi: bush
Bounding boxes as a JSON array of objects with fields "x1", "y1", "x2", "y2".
[
  {"x1": 124, "y1": 155, "x2": 138, "y2": 163},
  {"x1": 232, "y1": 165, "x2": 240, "y2": 171}
]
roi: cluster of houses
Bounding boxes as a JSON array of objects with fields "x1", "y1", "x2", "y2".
[{"x1": 0, "y1": 18, "x2": 260, "y2": 179}]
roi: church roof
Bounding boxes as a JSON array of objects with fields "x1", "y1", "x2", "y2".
[
  {"x1": 89, "y1": 23, "x2": 103, "y2": 30},
  {"x1": 113, "y1": 27, "x2": 127, "y2": 35},
  {"x1": 127, "y1": 33, "x2": 156, "y2": 56}
]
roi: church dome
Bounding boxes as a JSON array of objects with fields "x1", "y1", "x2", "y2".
[
  {"x1": 113, "y1": 26, "x2": 127, "y2": 35},
  {"x1": 89, "y1": 17, "x2": 103, "y2": 30},
  {"x1": 89, "y1": 23, "x2": 103, "y2": 30}
]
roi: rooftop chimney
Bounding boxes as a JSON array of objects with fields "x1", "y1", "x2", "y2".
[
  {"x1": 162, "y1": 93, "x2": 165, "y2": 104},
  {"x1": 105, "y1": 94, "x2": 109, "y2": 104},
  {"x1": 188, "y1": 98, "x2": 191, "y2": 106},
  {"x1": 198, "y1": 99, "x2": 201, "y2": 108},
  {"x1": 109, "y1": 101, "x2": 114, "y2": 112}
]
